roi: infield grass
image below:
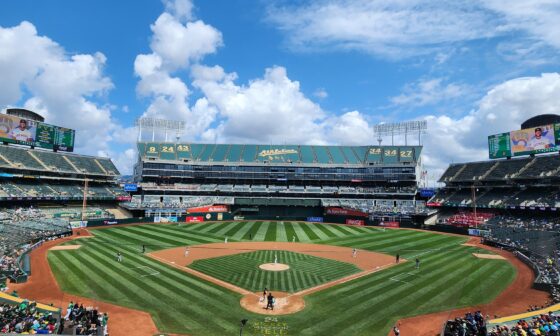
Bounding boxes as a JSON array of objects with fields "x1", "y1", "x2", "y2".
[
  {"x1": 48, "y1": 221, "x2": 516, "y2": 336},
  {"x1": 189, "y1": 250, "x2": 361, "y2": 292}
]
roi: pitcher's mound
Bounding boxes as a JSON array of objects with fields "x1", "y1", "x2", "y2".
[
  {"x1": 240, "y1": 292, "x2": 305, "y2": 315},
  {"x1": 259, "y1": 263, "x2": 290, "y2": 271}
]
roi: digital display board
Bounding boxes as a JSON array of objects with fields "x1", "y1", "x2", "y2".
[
  {"x1": 0, "y1": 114, "x2": 75, "y2": 152},
  {"x1": 489, "y1": 124, "x2": 560, "y2": 159}
]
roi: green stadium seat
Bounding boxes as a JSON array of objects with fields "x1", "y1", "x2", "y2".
[
  {"x1": 328, "y1": 146, "x2": 346, "y2": 164},
  {"x1": 313, "y1": 146, "x2": 331, "y2": 164},
  {"x1": 341, "y1": 147, "x2": 361, "y2": 164},
  {"x1": 299, "y1": 146, "x2": 316, "y2": 163},
  {"x1": 241, "y1": 145, "x2": 257, "y2": 162},
  {"x1": 211, "y1": 144, "x2": 229, "y2": 162},
  {"x1": 226, "y1": 145, "x2": 243, "y2": 162}
]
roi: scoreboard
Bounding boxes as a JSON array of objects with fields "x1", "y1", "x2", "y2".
[
  {"x1": 0, "y1": 114, "x2": 75, "y2": 152},
  {"x1": 489, "y1": 123, "x2": 560, "y2": 159}
]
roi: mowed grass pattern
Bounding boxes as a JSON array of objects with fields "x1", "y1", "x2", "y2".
[
  {"x1": 48, "y1": 221, "x2": 516, "y2": 336},
  {"x1": 190, "y1": 250, "x2": 361, "y2": 292}
]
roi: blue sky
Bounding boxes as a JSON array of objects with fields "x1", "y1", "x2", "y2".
[{"x1": 1, "y1": 0, "x2": 559, "y2": 179}]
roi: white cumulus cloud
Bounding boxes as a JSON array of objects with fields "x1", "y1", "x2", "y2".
[{"x1": 0, "y1": 21, "x2": 117, "y2": 158}]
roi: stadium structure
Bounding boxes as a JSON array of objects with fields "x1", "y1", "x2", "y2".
[
  {"x1": 429, "y1": 114, "x2": 560, "y2": 291},
  {"x1": 0, "y1": 108, "x2": 126, "y2": 221},
  {"x1": 4, "y1": 111, "x2": 560, "y2": 336},
  {"x1": 123, "y1": 140, "x2": 427, "y2": 224}
]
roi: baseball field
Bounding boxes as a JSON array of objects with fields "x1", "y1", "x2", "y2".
[{"x1": 45, "y1": 221, "x2": 516, "y2": 336}]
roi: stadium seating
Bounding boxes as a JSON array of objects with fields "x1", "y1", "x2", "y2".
[
  {"x1": 0, "y1": 145, "x2": 119, "y2": 176},
  {"x1": 484, "y1": 157, "x2": 533, "y2": 180},
  {"x1": 439, "y1": 154, "x2": 560, "y2": 183},
  {"x1": 136, "y1": 142, "x2": 423, "y2": 165},
  {"x1": 517, "y1": 155, "x2": 560, "y2": 179},
  {"x1": 454, "y1": 161, "x2": 497, "y2": 181}
]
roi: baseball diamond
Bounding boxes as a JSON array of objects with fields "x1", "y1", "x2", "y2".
[{"x1": 38, "y1": 221, "x2": 517, "y2": 335}]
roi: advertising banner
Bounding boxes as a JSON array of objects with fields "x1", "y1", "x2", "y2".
[
  {"x1": 0, "y1": 113, "x2": 75, "y2": 151},
  {"x1": 103, "y1": 220, "x2": 118, "y2": 225},
  {"x1": 511, "y1": 124, "x2": 556, "y2": 156},
  {"x1": 124, "y1": 183, "x2": 138, "y2": 192},
  {"x1": 187, "y1": 205, "x2": 229, "y2": 213},
  {"x1": 381, "y1": 221, "x2": 400, "y2": 228},
  {"x1": 489, "y1": 123, "x2": 560, "y2": 158},
  {"x1": 307, "y1": 216, "x2": 324, "y2": 222},
  {"x1": 154, "y1": 216, "x2": 178, "y2": 223},
  {"x1": 326, "y1": 207, "x2": 369, "y2": 217},
  {"x1": 346, "y1": 219, "x2": 365, "y2": 226},
  {"x1": 69, "y1": 221, "x2": 87, "y2": 228},
  {"x1": 186, "y1": 216, "x2": 204, "y2": 223},
  {"x1": 116, "y1": 195, "x2": 132, "y2": 201}
]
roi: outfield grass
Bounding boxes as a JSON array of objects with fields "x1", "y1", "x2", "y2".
[
  {"x1": 48, "y1": 221, "x2": 516, "y2": 336},
  {"x1": 190, "y1": 250, "x2": 361, "y2": 292}
]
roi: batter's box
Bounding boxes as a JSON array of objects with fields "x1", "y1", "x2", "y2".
[{"x1": 130, "y1": 265, "x2": 160, "y2": 278}]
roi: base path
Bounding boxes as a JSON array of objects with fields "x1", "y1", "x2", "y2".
[
  {"x1": 9, "y1": 231, "x2": 159, "y2": 336},
  {"x1": 150, "y1": 241, "x2": 400, "y2": 315},
  {"x1": 150, "y1": 241, "x2": 398, "y2": 271},
  {"x1": 388, "y1": 237, "x2": 550, "y2": 336}
]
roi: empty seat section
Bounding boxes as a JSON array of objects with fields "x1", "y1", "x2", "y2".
[
  {"x1": 341, "y1": 147, "x2": 361, "y2": 164},
  {"x1": 0, "y1": 146, "x2": 44, "y2": 170},
  {"x1": 299, "y1": 146, "x2": 315, "y2": 163},
  {"x1": 517, "y1": 155, "x2": 560, "y2": 178},
  {"x1": 352, "y1": 147, "x2": 369, "y2": 162},
  {"x1": 439, "y1": 164, "x2": 464, "y2": 182},
  {"x1": 242, "y1": 145, "x2": 257, "y2": 162},
  {"x1": 189, "y1": 144, "x2": 205, "y2": 161},
  {"x1": 313, "y1": 146, "x2": 331, "y2": 164},
  {"x1": 32, "y1": 150, "x2": 76, "y2": 173},
  {"x1": 198, "y1": 144, "x2": 216, "y2": 161},
  {"x1": 98, "y1": 158, "x2": 119, "y2": 175},
  {"x1": 454, "y1": 161, "x2": 496, "y2": 181},
  {"x1": 67, "y1": 156, "x2": 105, "y2": 174},
  {"x1": 211, "y1": 144, "x2": 229, "y2": 162},
  {"x1": 483, "y1": 158, "x2": 531, "y2": 180},
  {"x1": 226, "y1": 145, "x2": 243, "y2": 162},
  {"x1": 328, "y1": 147, "x2": 346, "y2": 164}
]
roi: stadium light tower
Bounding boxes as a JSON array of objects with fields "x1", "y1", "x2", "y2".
[
  {"x1": 135, "y1": 117, "x2": 186, "y2": 142},
  {"x1": 373, "y1": 120, "x2": 428, "y2": 146}
]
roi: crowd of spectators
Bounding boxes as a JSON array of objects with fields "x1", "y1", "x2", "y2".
[
  {"x1": 64, "y1": 302, "x2": 108, "y2": 336},
  {"x1": 1, "y1": 207, "x2": 71, "y2": 285},
  {"x1": 487, "y1": 216, "x2": 560, "y2": 232},
  {"x1": 447, "y1": 310, "x2": 560, "y2": 336},
  {"x1": 481, "y1": 215, "x2": 560, "y2": 286},
  {"x1": 443, "y1": 311, "x2": 487, "y2": 335},
  {"x1": 444, "y1": 310, "x2": 560, "y2": 336},
  {"x1": 0, "y1": 299, "x2": 60, "y2": 334}
]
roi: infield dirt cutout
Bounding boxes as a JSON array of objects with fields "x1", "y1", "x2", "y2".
[
  {"x1": 49, "y1": 245, "x2": 81, "y2": 250},
  {"x1": 473, "y1": 253, "x2": 507, "y2": 260},
  {"x1": 149, "y1": 241, "x2": 400, "y2": 315}
]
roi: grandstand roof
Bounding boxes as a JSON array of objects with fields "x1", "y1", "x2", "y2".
[
  {"x1": 0, "y1": 144, "x2": 120, "y2": 177},
  {"x1": 137, "y1": 142, "x2": 422, "y2": 166}
]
